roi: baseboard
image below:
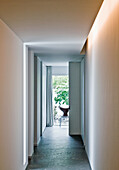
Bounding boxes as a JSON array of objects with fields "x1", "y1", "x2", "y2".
[
  {"x1": 85, "y1": 146, "x2": 92, "y2": 170},
  {"x1": 28, "y1": 155, "x2": 32, "y2": 160},
  {"x1": 42, "y1": 126, "x2": 46, "y2": 134},
  {"x1": 25, "y1": 162, "x2": 28, "y2": 170},
  {"x1": 69, "y1": 133, "x2": 81, "y2": 136},
  {"x1": 81, "y1": 135, "x2": 85, "y2": 146},
  {"x1": 34, "y1": 137, "x2": 41, "y2": 146}
]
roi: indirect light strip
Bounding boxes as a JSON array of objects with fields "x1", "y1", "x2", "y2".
[
  {"x1": 89, "y1": 48, "x2": 95, "y2": 169},
  {"x1": 88, "y1": 0, "x2": 119, "y2": 49},
  {"x1": 23, "y1": 44, "x2": 27, "y2": 165},
  {"x1": 24, "y1": 41, "x2": 82, "y2": 46}
]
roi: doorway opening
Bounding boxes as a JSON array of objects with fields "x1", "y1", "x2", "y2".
[{"x1": 52, "y1": 75, "x2": 69, "y2": 127}]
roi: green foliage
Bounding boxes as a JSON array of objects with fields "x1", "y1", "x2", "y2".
[
  {"x1": 53, "y1": 76, "x2": 69, "y2": 105},
  {"x1": 53, "y1": 76, "x2": 69, "y2": 89}
]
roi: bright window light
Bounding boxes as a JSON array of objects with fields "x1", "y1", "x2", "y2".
[{"x1": 23, "y1": 44, "x2": 27, "y2": 165}]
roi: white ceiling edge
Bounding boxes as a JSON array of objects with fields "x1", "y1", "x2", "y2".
[
  {"x1": 26, "y1": 41, "x2": 84, "y2": 55},
  {"x1": 43, "y1": 62, "x2": 68, "y2": 67},
  {"x1": 52, "y1": 66, "x2": 68, "y2": 75},
  {"x1": 25, "y1": 41, "x2": 83, "y2": 46},
  {"x1": 36, "y1": 54, "x2": 84, "y2": 66},
  {"x1": 27, "y1": 43, "x2": 85, "y2": 66}
]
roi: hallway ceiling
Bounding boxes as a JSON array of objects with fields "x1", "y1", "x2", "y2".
[
  {"x1": 0, "y1": 0, "x2": 103, "y2": 54},
  {"x1": 36, "y1": 54, "x2": 83, "y2": 66},
  {"x1": 29, "y1": 43, "x2": 85, "y2": 65}
]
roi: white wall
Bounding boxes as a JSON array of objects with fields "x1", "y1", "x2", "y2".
[
  {"x1": 0, "y1": 19, "x2": 26, "y2": 170},
  {"x1": 69, "y1": 62, "x2": 81, "y2": 135},
  {"x1": 37, "y1": 57, "x2": 42, "y2": 142},
  {"x1": 28, "y1": 50, "x2": 34, "y2": 157},
  {"x1": 34, "y1": 56, "x2": 41, "y2": 145},
  {"x1": 81, "y1": 58, "x2": 85, "y2": 143},
  {"x1": 52, "y1": 66, "x2": 68, "y2": 75},
  {"x1": 42, "y1": 63, "x2": 47, "y2": 133},
  {"x1": 46, "y1": 66, "x2": 53, "y2": 127},
  {"x1": 85, "y1": 0, "x2": 119, "y2": 169}
]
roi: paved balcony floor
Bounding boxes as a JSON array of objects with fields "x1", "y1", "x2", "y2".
[{"x1": 26, "y1": 127, "x2": 91, "y2": 170}]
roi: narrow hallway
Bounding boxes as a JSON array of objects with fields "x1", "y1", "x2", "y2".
[{"x1": 26, "y1": 127, "x2": 91, "y2": 170}]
